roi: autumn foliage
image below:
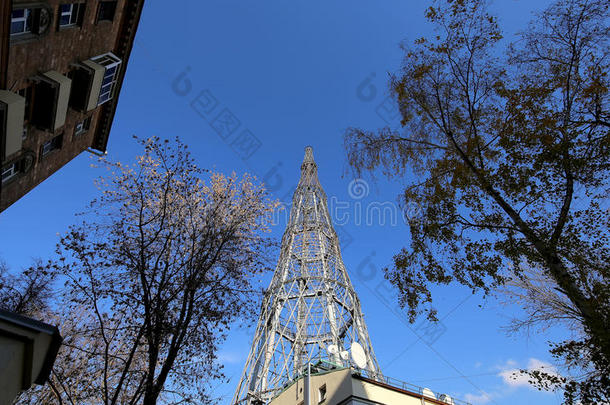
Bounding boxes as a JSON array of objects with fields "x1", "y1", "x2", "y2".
[{"x1": 345, "y1": 0, "x2": 609, "y2": 402}]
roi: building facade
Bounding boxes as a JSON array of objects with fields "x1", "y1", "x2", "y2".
[
  {"x1": 269, "y1": 366, "x2": 468, "y2": 405},
  {"x1": 0, "y1": 0, "x2": 145, "y2": 211},
  {"x1": 0, "y1": 309, "x2": 62, "y2": 405}
]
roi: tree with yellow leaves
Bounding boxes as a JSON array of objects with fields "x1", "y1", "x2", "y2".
[{"x1": 345, "y1": 0, "x2": 609, "y2": 402}]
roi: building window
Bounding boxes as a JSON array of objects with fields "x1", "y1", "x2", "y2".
[
  {"x1": 11, "y1": 8, "x2": 32, "y2": 36},
  {"x1": 10, "y1": 6, "x2": 52, "y2": 39},
  {"x1": 91, "y1": 53, "x2": 122, "y2": 105},
  {"x1": 41, "y1": 134, "x2": 63, "y2": 157},
  {"x1": 59, "y1": 3, "x2": 85, "y2": 27},
  {"x1": 97, "y1": 1, "x2": 117, "y2": 22},
  {"x1": 74, "y1": 116, "x2": 91, "y2": 136},
  {"x1": 1, "y1": 163, "x2": 18, "y2": 183},
  {"x1": 318, "y1": 384, "x2": 327, "y2": 403}
]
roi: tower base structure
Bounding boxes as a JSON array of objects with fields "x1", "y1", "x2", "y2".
[{"x1": 269, "y1": 364, "x2": 470, "y2": 405}]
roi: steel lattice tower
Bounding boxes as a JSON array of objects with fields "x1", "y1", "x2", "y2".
[{"x1": 232, "y1": 147, "x2": 380, "y2": 404}]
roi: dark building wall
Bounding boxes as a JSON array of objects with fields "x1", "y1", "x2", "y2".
[
  {"x1": 7, "y1": 1, "x2": 124, "y2": 83},
  {"x1": 0, "y1": 0, "x2": 140, "y2": 212}
]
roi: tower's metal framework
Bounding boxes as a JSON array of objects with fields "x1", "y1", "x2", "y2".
[{"x1": 232, "y1": 147, "x2": 380, "y2": 404}]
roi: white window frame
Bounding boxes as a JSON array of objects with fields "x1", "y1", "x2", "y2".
[
  {"x1": 1, "y1": 163, "x2": 18, "y2": 183},
  {"x1": 10, "y1": 8, "x2": 32, "y2": 36},
  {"x1": 41, "y1": 140, "x2": 54, "y2": 156},
  {"x1": 41, "y1": 134, "x2": 63, "y2": 157},
  {"x1": 74, "y1": 121, "x2": 85, "y2": 135},
  {"x1": 91, "y1": 53, "x2": 122, "y2": 106},
  {"x1": 74, "y1": 116, "x2": 91, "y2": 136},
  {"x1": 59, "y1": 3, "x2": 83, "y2": 27}
]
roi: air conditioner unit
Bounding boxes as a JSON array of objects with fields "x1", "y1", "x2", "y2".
[
  {"x1": 422, "y1": 388, "x2": 437, "y2": 400},
  {"x1": 69, "y1": 60, "x2": 105, "y2": 112},
  {"x1": 0, "y1": 90, "x2": 26, "y2": 160},
  {"x1": 32, "y1": 70, "x2": 72, "y2": 131}
]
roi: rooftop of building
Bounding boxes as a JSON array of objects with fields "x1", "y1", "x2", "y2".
[{"x1": 270, "y1": 361, "x2": 471, "y2": 405}]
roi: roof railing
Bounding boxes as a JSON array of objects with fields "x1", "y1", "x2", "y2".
[
  {"x1": 272, "y1": 363, "x2": 472, "y2": 405},
  {"x1": 370, "y1": 372, "x2": 472, "y2": 405}
]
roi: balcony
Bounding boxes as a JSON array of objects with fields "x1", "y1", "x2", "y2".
[
  {"x1": 69, "y1": 53, "x2": 122, "y2": 112},
  {"x1": 69, "y1": 60, "x2": 105, "y2": 112},
  {"x1": 31, "y1": 71, "x2": 72, "y2": 131},
  {"x1": 0, "y1": 90, "x2": 26, "y2": 161}
]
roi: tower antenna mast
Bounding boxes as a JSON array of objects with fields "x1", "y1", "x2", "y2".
[{"x1": 232, "y1": 147, "x2": 380, "y2": 404}]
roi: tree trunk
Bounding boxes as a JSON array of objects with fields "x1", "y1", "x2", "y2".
[{"x1": 449, "y1": 130, "x2": 610, "y2": 362}]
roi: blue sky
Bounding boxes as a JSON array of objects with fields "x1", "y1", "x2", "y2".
[{"x1": 0, "y1": 0, "x2": 567, "y2": 403}]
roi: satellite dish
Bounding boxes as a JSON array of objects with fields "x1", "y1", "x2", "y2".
[
  {"x1": 439, "y1": 394, "x2": 454, "y2": 404},
  {"x1": 422, "y1": 388, "x2": 436, "y2": 399},
  {"x1": 350, "y1": 342, "x2": 367, "y2": 369},
  {"x1": 340, "y1": 351, "x2": 349, "y2": 361},
  {"x1": 327, "y1": 345, "x2": 339, "y2": 355}
]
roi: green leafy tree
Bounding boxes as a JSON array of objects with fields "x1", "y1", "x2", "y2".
[
  {"x1": 344, "y1": 0, "x2": 609, "y2": 402},
  {"x1": 17, "y1": 137, "x2": 278, "y2": 404}
]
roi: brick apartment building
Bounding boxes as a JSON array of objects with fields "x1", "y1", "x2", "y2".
[{"x1": 0, "y1": 0, "x2": 145, "y2": 211}]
